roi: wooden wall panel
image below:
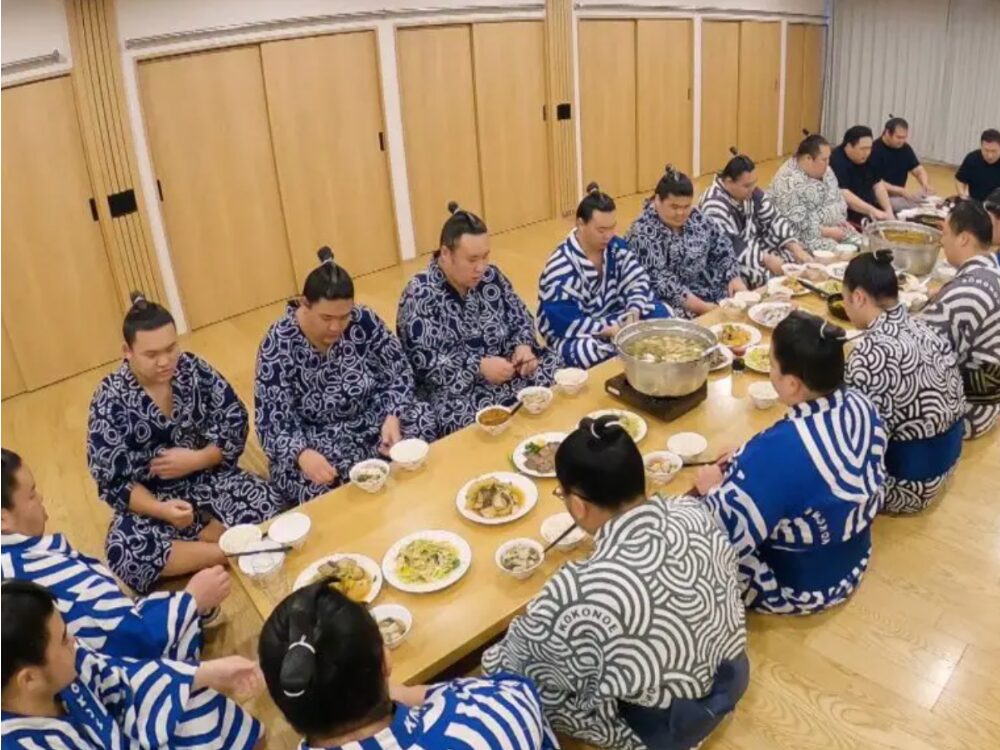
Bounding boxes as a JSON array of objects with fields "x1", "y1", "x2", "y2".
[
  {"x1": 397, "y1": 25, "x2": 482, "y2": 254},
  {"x1": 1, "y1": 77, "x2": 124, "y2": 389},
  {"x1": 472, "y1": 21, "x2": 551, "y2": 233},
  {"x1": 66, "y1": 0, "x2": 165, "y2": 307},
  {"x1": 579, "y1": 20, "x2": 637, "y2": 197},
  {"x1": 138, "y1": 47, "x2": 295, "y2": 329},
  {"x1": 2, "y1": 325, "x2": 26, "y2": 400},
  {"x1": 700, "y1": 21, "x2": 740, "y2": 175},
  {"x1": 544, "y1": 0, "x2": 578, "y2": 216},
  {"x1": 262, "y1": 31, "x2": 399, "y2": 286},
  {"x1": 637, "y1": 19, "x2": 693, "y2": 189},
  {"x1": 737, "y1": 21, "x2": 782, "y2": 161},
  {"x1": 783, "y1": 23, "x2": 806, "y2": 153},
  {"x1": 802, "y1": 24, "x2": 827, "y2": 137}
]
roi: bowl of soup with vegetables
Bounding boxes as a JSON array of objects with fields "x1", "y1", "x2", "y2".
[{"x1": 614, "y1": 320, "x2": 717, "y2": 397}]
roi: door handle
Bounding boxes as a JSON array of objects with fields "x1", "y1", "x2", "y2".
[
  {"x1": 88, "y1": 198, "x2": 99, "y2": 222},
  {"x1": 378, "y1": 132, "x2": 385, "y2": 152},
  {"x1": 156, "y1": 179, "x2": 164, "y2": 201}
]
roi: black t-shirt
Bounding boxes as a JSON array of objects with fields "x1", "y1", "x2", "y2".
[
  {"x1": 956, "y1": 149, "x2": 1000, "y2": 202},
  {"x1": 869, "y1": 139, "x2": 920, "y2": 187},
  {"x1": 831, "y1": 145, "x2": 879, "y2": 222}
]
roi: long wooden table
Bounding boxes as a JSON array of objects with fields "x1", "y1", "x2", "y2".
[{"x1": 235, "y1": 295, "x2": 840, "y2": 684}]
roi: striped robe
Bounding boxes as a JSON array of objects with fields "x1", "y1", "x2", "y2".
[
  {"x1": 1, "y1": 532, "x2": 201, "y2": 661},
  {"x1": 537, "y1": 232, "x2": 671, "y2": 368},
  {"x1": 0, "y1": 643, "x2": 262, "y2": 750},
  {"x1": 845, "y1": 305, "x2": 966, "y2": 513},
  {"x1": 255, "y1": 302, "x2": 437, "y2": 503},
  {"x1": 397, "y1": 259, "x2": 560, "y2": 437},
  {"x1": 297, "y1": 675, "x2": 558, "y2": 750},
  {"x1": 87, "y1": 353, "x2": 285, "y2": 594},
  {"x1": 699, "y1": 178, "x2": 800, "y2": 288},
  {"x1": 483, "y1": 498, "x2": 747, "y2": 750},
  {"x1": 768, "y1": 159, "x2": 861, "y2": 254},
  {"x1": 703, "y1": 388, "x2": 887, "y2": 615},
  {"x1": 921, "y1": 253, "x2": 1000, "y2": 438}
]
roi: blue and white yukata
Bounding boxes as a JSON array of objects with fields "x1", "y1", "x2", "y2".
[
  {"x1": 0, "y1": 643, "x2": 262, "y2": 750},
  {"x1": 296, "y1": 675, "x2": 557, "y2": 750},
  {"x1": 625, "y1": 202, "x2": 742, "y2": 318},
  {"x1": 1, "y1": 532, "x2": 201, "y2": 661},
  {"x1": 537, "y1": 232, "x2": 671, "y2": 368},
  {"x1": 255, "y1": 302, "x2": 437, "y2": 503},
  {"x1": 703, "y1": 388, "x2": 887, "y2": 615},
  {"x1": 87, "y1": 353, "x2": 285, "y2": 595},
  {"x1": 699, "y1": 178, "x2": 801, "y2": 289},
  {"x1": 845, "y1": 305, "x2": 966, "y2": 514},
  {"x1": 397, "y1": 259, "x2": 560, "y2": 437},
  {"x1": 921, "y1": 253, "x2": 1000, "y2": 439}
]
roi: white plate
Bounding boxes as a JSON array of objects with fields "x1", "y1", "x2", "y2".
[
  {"x1": 293, "y1": 553, "x2": 383, "y2": 603},
  {"x1": 744, "y1": 344, "x2": 772, "y2": 374},
  {"x1": 512, "y1": 433, "x2": 567, "y2": 478},
  {"x1": 456, "y1": 472, "x2": 539, "y2": 525},
  {"x1": 708, "y1": 345, "x2": 734, "y2": 372},
  {"x1": 586, "y1": 409, "x2": 648, "y2": 443},
  {"x1": 748, "y1": 301, "x2": 794, "y2": 329},
  {"x1": 825, "y1": 262, "x2": 848, "y2": 280},
  {"x1": 382, "y1": 530, "x2": 472, "y2": 594},
  {"x1": 768, "y1": 276, "x2": 810, "y2": 297},
  {"x1": 709, "y1": 322, "x2": 762, "y2": 350}
]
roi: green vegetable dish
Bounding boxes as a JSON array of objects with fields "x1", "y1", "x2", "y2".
[{"x1": 395, "y1": 539, "x2": 461, "y2": 584}]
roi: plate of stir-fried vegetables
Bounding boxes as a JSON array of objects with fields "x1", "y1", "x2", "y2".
[
  {"x1": 456, "y1": 472, "x2": 539, "y2": 524},
  {"x1": 381, "y1": 530, "x2": 472, "y2": 593}
]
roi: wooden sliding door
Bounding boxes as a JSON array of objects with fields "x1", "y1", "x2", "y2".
[
  {"x1": 737, "y1": 21, "x2": 781, "y2": 161},
  {"x1": 783, "y1": 23, "x2": 806, "y2": 154},
  {"x1": 397, "y1": 25, "x2": 483, "y2": 254},
  {"x1": 636, "y1": 19, "x2": 693, "y2": 188},
  {"x1": 700, "y1": 21, "x2": 740, "y2": 175},
  {"x1": 1, "y1": 77, "x2": 123, "y2": 390},
  {"x1": 262, "y1": 31, "x2": 399, "y2": 285},
  {"x1": 139, "y1": 46, "x2": 294, "y2": 329},
  {"x1": 578, "y1": 20, "x2": 637, "y2": 197},
  {"x1": 472, "y1": 21, "x2": 552, "y2": 233},
  {"x1": 802, "y1": 24, "x2": 826, "y2": 137}
]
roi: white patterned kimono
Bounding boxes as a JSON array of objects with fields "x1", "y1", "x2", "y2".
[
  {"x1": 703, "y1": 388, "x2": 887, "y2": 615},
  {"x1": 1, "y1": 532, "x2": 201, "y2": 661},
  {"x1": 483, "y1": 498, "x2": 747, "y2": 750},
  {"x1": 699, "y1": 178, "x2": 800, "y2": 289},
  {"x1": 921, "y1": 253, "x2": 1000, "y2": 438},
  {"x1": 537, "y1": 232, "x2": 671, "y2": 368},
  {"x1": 845, "y1": 305, "x2": 966, "y2": 513},
  {"x1": 769, "y1": 159, "x2": 861, "y2": 255},
  {"x1": 0, "y1": 643, "x2": 262, "y2": 750}
]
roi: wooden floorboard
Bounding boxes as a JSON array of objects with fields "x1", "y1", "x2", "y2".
[{"x1": 2, "y1": 161, "x2": 997, "y2": 749}]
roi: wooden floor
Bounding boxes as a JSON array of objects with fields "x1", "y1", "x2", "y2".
[{"x1": 3, "y1": 160, "x2": 998, "y2": 749}]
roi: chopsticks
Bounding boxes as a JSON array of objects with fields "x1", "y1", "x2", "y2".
[
  {"x1": 543, "y1": 523, "x2": 579, "y2": 553},
  {"x1": 224, "y1": 544, "x2": 292, "y2": 559},
  {"x1": 798, "y1": 277, "x2": 832, "y2": 299}
]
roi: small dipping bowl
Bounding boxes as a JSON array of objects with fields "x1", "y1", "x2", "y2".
[
  {"x1": 541, "y1": 512, "x2": 587, "y2": 551},
  {"x1": 476, "y1": 405, "x2": 513, "y2": 436},
  {"x1": 371, "y1": 604, "x2": 413, "y2": 649},
  {"x1": 748, "y1": 381, "x2": 780, "y2": 409},
  {"x1": 495, "y1": 538, "x2": 545, "y2": 581},
  {"x1": 219, "y1": 524, "x2": 262, "y2": 556},
  {"x1": 812, "y1": 249, "x2": 836, "y2": 263},
  {"x1": 667, "y1": 432, "x2": 709, "y2": 463},
  {"x1": 267, "y1": 512, "x2": 311, "y2": 549},
  {"x1": 349, "y1": 459, "x2": 391, "y2": 493},
  {"x1": 517, "y1": 386, "x2": 554, "y2": 415},
  {"x1": 554, "y1": 367, "x2": 588, "y2": 396},
  {"x1": 389, "y1": 439, "x2": 429, "y2": 471},
  {"x1": 643, "y1": 451, "x2": 683, "y2": 486},
  {"x1": 835, "y1": 243, "x2": 858, "y2": 260},
  {"x1": 238, "y1": 540, "x2": 286, "y2": 581},
  {"x1": 781, "y1": 263, "x2": 806, "y2": 279}
]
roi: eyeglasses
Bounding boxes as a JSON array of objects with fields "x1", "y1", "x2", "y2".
[{"x1": 553, "y1": 485, "x2": 592, "y2": 503}]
